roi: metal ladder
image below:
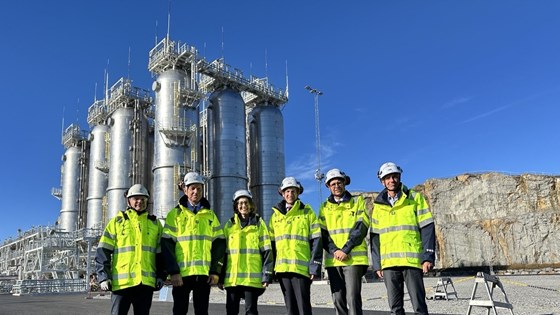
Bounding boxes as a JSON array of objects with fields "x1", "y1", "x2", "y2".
[
  {"x1": 466, "y1": 272, "x2": 514, "y2": 315},
  {"x1": 432, "y1": 277, "x2": 458, "y2": 300}
]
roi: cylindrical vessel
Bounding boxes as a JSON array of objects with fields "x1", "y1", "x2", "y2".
[
  {"x1": 208, "y1": 88, "x2": 248, "y2": 223},
  {"x1": 248, "y1": 104, "x2": 285, "y2": 222},
  {"x1": 86, "y1": 124, "x2": 109, "y2": 230},
  {"x1": 152, "y1": 69, "x2": 198, "y2": 219},
  {"x1": 106, "y1": 107, "x2": 134, "y2": 220},
  {"x1": 59, "y1": 146, "x2": 82, "y2": 232}
]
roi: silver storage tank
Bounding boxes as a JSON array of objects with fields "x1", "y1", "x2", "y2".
[
  {"x1": 208, "y1": 88, "x2": 248, "y2": 223},
  {"x1": 130, "y1": 104, "x2": 151, "y2": 190},
  {"x1": 248, "y1": 104, "x2": 285, "y2": 222},
  {"x1": 59, "y1": 146, "x2": 82, "y2": 232},
  {"x1": 152, "y1": 69, "x2": 198, "y2": 219},
  {"x1": 86, "y1": 124, "x2": 109, "y2": 231},
  {"x1": 106, "y1": 107, "x2": 135, "y2": 220}
]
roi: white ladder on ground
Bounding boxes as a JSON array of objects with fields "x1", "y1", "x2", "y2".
[
  {"x1": 466, "y1": 272, "x2": 514, "y2": 315},
  {"x1": 432, "y1": 277, "x2": 458, "y2": 300}
]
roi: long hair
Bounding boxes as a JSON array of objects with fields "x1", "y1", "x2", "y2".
[{"x1": 233, "y1": 196, "x2": 257, "y2": 215}]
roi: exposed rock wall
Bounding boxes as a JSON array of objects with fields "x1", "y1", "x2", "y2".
[{"x1": 356, "y1": 172, "x2": 560, "y2": 270}]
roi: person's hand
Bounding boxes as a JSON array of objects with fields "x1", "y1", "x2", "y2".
[
  {"x1": 334, "y1": 250, "x2": 348, "y2": 261},
  {"x1": 207, "y1": 274, "x2": 219, "y2": 285},
  {"x1": 100, "y1": 280, "x2": 112, "y2": 291},
  {"x1": 309, "y1": 274, "x2": 316, "y2": 281},
  {"x1": 422, "y1": 261, "x2": 433, "y2": 274},
  {"x1": 155, "y1": 278, "x2": 165, "y2": 290},
  {"x1": 376, "y1": 270, "x2": 383, "y2": 279},
  {"x1": 218, "y1": 283, "x2": 224, "y2": 290},
  {"x1": 262, "y1": 282, "x2": 269, "y2": 288},
  {"x1": 170, "y1": 274, "x2": 183, "y2": 287}
]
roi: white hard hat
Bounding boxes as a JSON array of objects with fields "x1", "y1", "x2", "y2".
[
  {"x1": 377, "y1": 162, "x2": 403, "y2": 179},
  {"x1": 126, "y1": 184, "x2": 150, "y2": 198},
  {"x1": 279, "y1": 177, "x2": 304, "y2": 194},
  {"x1": 325, "y1": 168, "x2": 351, "y2": 187},
  {"x1": 183, "y1": 172, "x2": 204, "y2": 186},
  {"x1": 233, "y1": 189, "x2": 253, "y2": 202}
]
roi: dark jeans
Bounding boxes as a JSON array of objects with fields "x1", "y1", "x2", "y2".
[
  {"x1": 326, "y1": 265, "x2": 367, "y2": 315},
  {"x1": 277, "y1": 272, "x2": 312, "y2": 315},
  {"x1": 383, "y1": 267, "x2": 429, "y2": 315},
  {"x1": 111, "y1": 284, "x2": 154, "y2": 315},
  {"x1": 172, "y1": 275, "x2": 211, "y2": 315},
  {"x1": 225, "y1": 285, "x2": 265, "y2": 315}
]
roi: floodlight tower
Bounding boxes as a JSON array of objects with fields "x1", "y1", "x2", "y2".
[{"x1": 305, "y1": 85, "x2": 324, "y2": 204}]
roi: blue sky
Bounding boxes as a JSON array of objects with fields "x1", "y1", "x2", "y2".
[{"x1": 2, "y1": 1, "x2": 560, "y2": 241}]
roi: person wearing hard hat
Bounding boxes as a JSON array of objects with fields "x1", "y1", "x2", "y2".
[
  {"x1": 319, "y1": 168, "x2": 370, "y2": 315},
  {"x1": 269, "y1": 177, "x2": 322, "y2": 315},
  {"x1": 95, "y1": 184, "x2": 165, "y2": 315},
  {"x1": 218, "y1": 189, "x2": 274, "y2": 315},
  {"x1": 161, "y1": 172, "x2": 226, "y2": 315},
  {"x1": 370, "y1": 162, "x2": 435, "y2": 315}
]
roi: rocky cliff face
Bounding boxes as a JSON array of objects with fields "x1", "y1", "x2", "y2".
[{"x1": 357, "y1": 172, "x2": 560, "y2": 270}]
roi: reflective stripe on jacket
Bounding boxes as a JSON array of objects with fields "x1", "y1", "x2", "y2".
[
  {"x1": 371, "y1": 188, "x2": 434, "y2": 269},
  {"x1": 319, "y1": 194, "x2": 370, "y2": 267},
  {"x1": 162, "y1": 200, "x2": 225, "y2": 277},
  {"x1": 96, "y1": 209, "x2": 163, "y2": 290},
  {"x1": 223, "y1": 214, "x2": 273, "y2": 289},
  {"x1": 269, "y1": 200, "x2": 322, "y2": 277}
]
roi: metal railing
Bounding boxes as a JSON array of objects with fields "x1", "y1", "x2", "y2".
[{"x1": 11, "y1": 279, "x2": 86, "y2": 295}]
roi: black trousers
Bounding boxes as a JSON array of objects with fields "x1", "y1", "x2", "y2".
[
  {"x1": 111, "y1": 284, "x2": 154, "y2": 315},
  {"x1": 383, "y1": 267, "x2": 429, "y2": 315},
  {"x1": 277, "y1": 272, "x2": 312, "y2": 315},
  {"x1": 225, "y1": 285, "x2": 265, "y2": 315},
  {"x1": 172, "y1": 275, "x2": 211, "y2": 315},
  {"x1": 326, "y1": 265, "x2": 367, "y2": 315}
]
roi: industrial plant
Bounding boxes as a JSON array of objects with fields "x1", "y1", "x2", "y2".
[{"x1": 0, "y1": 35, "x2": 288, "y2": 295}]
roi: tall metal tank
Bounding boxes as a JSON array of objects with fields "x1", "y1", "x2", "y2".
[
  {"x1": 105, "y1": 78, "x2": 151, "y2": 221},
  {"x1": 152, "y1": 69, "x2": 198, "y2": 219},
  {"x1": 86, "y1": 100, "x2": 109, "y2": 231},
  {"x1": 207, "y1": 88, "x2": 248, "y2": 223},
  {"x1": 85, "y1": 124, "x2": 109, "y2": 230},
  {"x1": 106, "y1": 107, "x2": 135, "y2": 219},
  {"x1": 248, "y1": 104, "x2": 285, "y2": 222},
  {"x1": 58, "y1": 124, "x2": 88, "y2": 232}
]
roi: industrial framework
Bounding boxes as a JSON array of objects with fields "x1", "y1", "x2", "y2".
[{"x1": 0, "y1": 35, "x2": 288, "y2": 294}]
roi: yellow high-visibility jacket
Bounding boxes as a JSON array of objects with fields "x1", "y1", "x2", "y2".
[
  {"x1": 222, "y1": 213, "x2": 274, "y2": 288},
  {"x1": 319, "y1": 192, "x2": 370, "y2": 267},
  {"x1": 96, "y1": 209, "x2": 163, "y2": 290},
  {"x1": 161, "y1": 196, "x2": 225, "y2": 277},
  {"x1": 371, "y1": 186, "x2": 435, "y2": 270},
  {"x1": 269, "y1": 200, "x2": 323, "y2": 277}
]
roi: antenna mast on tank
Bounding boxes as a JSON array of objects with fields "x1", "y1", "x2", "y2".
[
  {"x1": 127, "y1": 47, "x2": 131, "y2": 80},
  {"x1": 285, "y1": 61, "x2": 289, "y2": 98},
  {"x1": 305, "y1": 85, "x2": 324, "y2": 204},
  {"x1": 166, "y1": 0, "x2": 171, "y2": 41}
]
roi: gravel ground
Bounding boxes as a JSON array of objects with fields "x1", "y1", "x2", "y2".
[{"x1": 198, "y1": 274, "x2": 560, "y2": 315}]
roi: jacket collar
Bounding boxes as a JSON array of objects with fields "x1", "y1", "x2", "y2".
[
  {"x1": 274, "y1": 199, "x2": 305, "y2": 215},
  {"x1": 374, "y1": 184, "x2": 409, "y2": 206},
  {"x1": 178, "y1": 195, "x2": 211, "y2": 213},
  {"x1": 327, "y1": 190, "x2": 353, "y2": 204}
]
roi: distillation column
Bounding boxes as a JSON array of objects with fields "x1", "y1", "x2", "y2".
[
  {"x1": 148, "y1": 38, "x2": 201, "y2": 220},
  {"x1": 85, "y1": 100, "x2": 109, "y2": 231},
  {"x1": 151, "y1": 70, "x2": 198, "y2": 219},
  {"x1": 105, "y1": 78, "x2": 151, "y2": 221},
  {"x1": 58, "y1": 124, "x2": 89, "y2": 232},
  {"x1": 248, "y1": 103, "x2": 285, "y2": 221},
  {"x1": 207, "y1": 88, "x2": 248, "y2": 223}
]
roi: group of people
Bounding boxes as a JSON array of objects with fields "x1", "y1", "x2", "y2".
[{"x1": 95, "y1": 162, "x2": 436, "y2": 315}]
